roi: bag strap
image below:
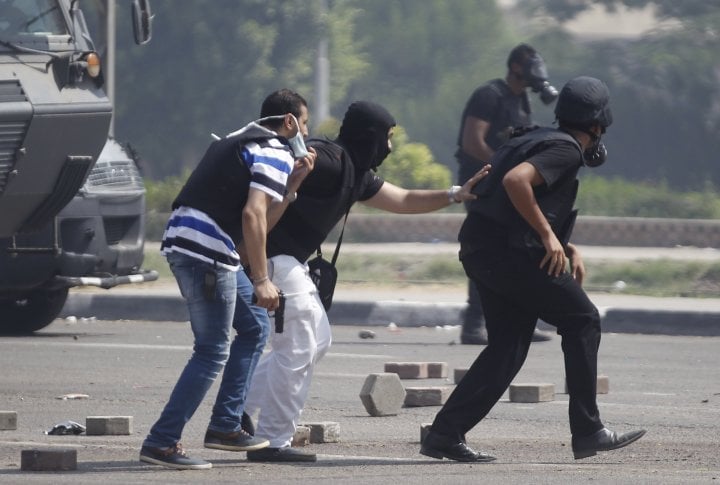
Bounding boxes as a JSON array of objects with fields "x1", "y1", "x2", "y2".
[{"x1": 316, "y1": 208, "x2": 350, "y2": 267}]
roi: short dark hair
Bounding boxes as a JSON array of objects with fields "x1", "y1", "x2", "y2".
[
  {"x1": 260, "y1": 89, "x2": 307, "y2": 130},
  {"x1": 507, "y1": 43, "x2": 536, "y2": 69}
]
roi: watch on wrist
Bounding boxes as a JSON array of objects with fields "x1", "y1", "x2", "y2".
[
  {"x1": 286, "y1": 191, "x2": 297, "y2": 203},
  {"x1": 448, "y1": 185, "x2": 462, "y2": 203}
]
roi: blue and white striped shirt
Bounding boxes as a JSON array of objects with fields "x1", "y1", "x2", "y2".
[
  {"x1": 161, "y1": 124, "x2": 294, "y2": 271},
  {"x1": 244, "y1": 137, "x2": 293, "y2": 201},
  {"x1": 161, "y1": 207, "x2": 241, "y2": 270}
]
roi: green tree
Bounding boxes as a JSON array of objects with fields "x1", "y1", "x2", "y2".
[
  {"x1": 520, "y1": 1, "x2": 720, "y2": 189},
  {"x1": 348, "y1": 0, "x2": 518, "y2": 167},
  {"x1": 144, "y1": 169, "x2": 190, "y2": 214},
  {"x1": 113, "y1": 0, "x2": 365, "y2": 179},
  {"x1": 376, "y1": 127, "x2": 451, "y2": 189},
  {"x1": 577, "y1": 174, "x2": 720, "y2": 218},
  {"x1": 324, "y1": 0, "x2": 370, "y2": 108},
  {"x1": 109, "y1": 0, "x2": 720, "y2": 191}
]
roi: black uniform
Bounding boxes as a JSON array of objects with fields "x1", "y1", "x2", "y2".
[
  {"x1": 431, "y1": 127, "x2": 604, "y2": 441},
  {"x1": 267, "y1": 101, "x2": 395, "y2": 262},
  {"x1": 456, "y1": 78, "x2": 532, "y2": 182},
  {"x1": 456, "y1": 79, "x2": 532, "y2": 337},
  {"x1": 266, "y1": 138, "x2": 384, "y2": 262}
]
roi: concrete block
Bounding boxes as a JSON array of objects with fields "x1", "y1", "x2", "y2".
[
  {"x1": 404, "y1": 386, "x2": 453, "y2": 407},
  {"x1": 298, "y1": 422, "x2": 340, "y2": 443},
  {"x1": 563, "y1": 375, "x2": 609, "y2": 394},
  {"x1": 21, "y1": 449, "x2": 77, "y2": 471},
  {"x1": 359, "y1": 373, "x2": 406, "y2": 416},
  {"x1": 291, "y1": 425, "x2": 311, "y2": 447},
  {"x1": 427, "y1": 362, "x2": 448, "y2": 379},
  {"x1": 420, "y1": 423, "x2": 433, "y2": 443},
  {"x1": 454, "y1": 368, "x2": 469, "y2": 384},
  {"x1": 0, "y1": 411, "x2": 17, "y2": 430},
  {"x1": 509, "y1": 383, "x2": 555, "y2": 403},
  {"x1": 384, "y1": 362, "x2": 428, "y2": 379},
  {"x1": 85, "y1": 416, "x2": 132, "y2": 436}
]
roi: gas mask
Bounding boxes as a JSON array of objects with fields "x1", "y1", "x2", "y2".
[
  {"x1": 523, "y1": 54, "x2": 558, "y2": 105},
  {"x1": 583, "y1": 136, "x2": 607, "y2": 168}
]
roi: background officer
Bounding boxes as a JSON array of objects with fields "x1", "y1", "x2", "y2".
[{"x1": 455, "y1": 43, "x2": 557, "y2": 344}]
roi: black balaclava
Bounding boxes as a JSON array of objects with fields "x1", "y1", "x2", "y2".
[{"x1": 337, "y1": 101, "x2": 396, "y2": 172}]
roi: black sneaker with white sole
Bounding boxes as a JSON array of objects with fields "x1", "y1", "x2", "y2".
[
  {"x1": 139, "y1": 443, "x2": 212, "y2": 470},
  {"x1": 204, "y1": 428, "x2": 269, "y2": 451}
]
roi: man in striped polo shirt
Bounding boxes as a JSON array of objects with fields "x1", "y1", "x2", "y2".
[{"x1": 140, "y1": 89, "x2": 316, "y2": 470}]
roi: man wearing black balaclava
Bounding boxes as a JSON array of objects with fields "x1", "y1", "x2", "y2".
[
  {"x1": 240, "y1": 101, "x2": 490, "y2": 463},
  {"x1": 337, "y1": 101, "x2": 396, "y2": 171}
]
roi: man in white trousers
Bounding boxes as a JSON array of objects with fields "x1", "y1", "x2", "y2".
[{"x1": 242, "y1": 101, "x2": 491, "y2": 462}]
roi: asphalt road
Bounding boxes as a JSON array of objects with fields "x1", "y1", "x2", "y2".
[{"x1": 1, "y1": 319, "x2": 718, "y2": 484}]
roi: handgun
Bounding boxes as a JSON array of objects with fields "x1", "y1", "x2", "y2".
[
  {"x1": 274, "y1": 291, "x2": 285, "y2": 334},
  {"x1": 251, "y1": 290, "x2": 285, "y2": 333}
]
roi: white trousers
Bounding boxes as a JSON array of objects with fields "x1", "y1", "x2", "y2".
[{"x1": 244, "y1": 255, "x2": 332, "y2": 448}]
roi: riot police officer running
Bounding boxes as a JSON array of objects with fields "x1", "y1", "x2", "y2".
[{"x1": 420, "y1": 76, "x2": 646, "y2": 462}]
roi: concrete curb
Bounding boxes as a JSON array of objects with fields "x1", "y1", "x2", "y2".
[
  {"x1": 601, "y1": 308, "x2": 720, "y2": 336},
  {"x1": 62, "y1": 293, "x2": 189, "y2": 323},
  {"x1": 61, "y1": 293, "x2": 720, "y2": 337}
]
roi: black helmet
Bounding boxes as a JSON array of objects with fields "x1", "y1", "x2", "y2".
[{"x1": 554, "y1": 76, "x2": 612, "y2": 129}]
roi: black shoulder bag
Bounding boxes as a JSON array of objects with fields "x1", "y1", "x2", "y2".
[{"x1": 307, "y1": 211, "x2": 349, "y2": 311}]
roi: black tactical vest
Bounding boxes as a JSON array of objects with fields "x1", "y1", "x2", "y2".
[
  {"x1": 172, "y1": 136, "x2": 256, "y2": 245},
  {"x1": 482, "y1": 79, "x2": 532, "y2": 151},
  {"x1": 462, "y1": 127, "x2": 583, "y2": 248},
  {"x1": 456, "y1": 79, "x2": 532, "y2": 157}
]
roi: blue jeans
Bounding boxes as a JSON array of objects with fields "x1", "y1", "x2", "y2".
[
  {"x1": 143, "y1": 252, "x2": 269, "y2": 448},
  {"x1": 208, "y1": 269, "x2": 270, "y2": 432}
]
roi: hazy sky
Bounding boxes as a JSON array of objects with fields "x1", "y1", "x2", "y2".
[{"x1": 499, "y1": 1, "x2": 669, "y2": 38}]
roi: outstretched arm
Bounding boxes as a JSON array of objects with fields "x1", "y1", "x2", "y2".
[{"x1": 362, "y1": 165, "x2": 491, "y2": 214}]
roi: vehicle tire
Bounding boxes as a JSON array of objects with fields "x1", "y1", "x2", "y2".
[{"x1": 0, "y1": 288, "x2": 69, "y2": 334}]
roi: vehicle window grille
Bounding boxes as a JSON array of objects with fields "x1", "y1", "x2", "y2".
[
  {"x1": 0, "y1": 80, "x2": 27, "y2": 103},
  {"x1": 0, "y1": 81, "x2": 30, "y2": 194},
  {"x1": 85, "y1": 160, "x2": 143, "y2": 190},
  {"x1": 103, "y1": 216, "x2": 134, "y2": 245},
  {"x1": 0, "y1": 123, "x2": 27, "y2": 192}
]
